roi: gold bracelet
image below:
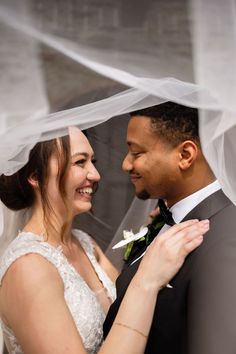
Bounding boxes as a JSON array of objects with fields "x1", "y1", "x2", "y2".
[{"x1": 114, "y1": 322, "x2": 148, "y2": 338}]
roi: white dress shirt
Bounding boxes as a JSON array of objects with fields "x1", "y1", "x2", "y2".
[
  {"x1": 131, "y1": 180, "x2": 221, "y2": 265},
  {"x1": 159, "y1": 179, "x2": 221, "y2": 235}
]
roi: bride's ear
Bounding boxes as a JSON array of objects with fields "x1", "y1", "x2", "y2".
[
  {"x1": 177, "y1": 140, "x2": 198, "y2": 171},
  {"x1": 28, "y1": 172, "x2": 39, "y2": 188}
]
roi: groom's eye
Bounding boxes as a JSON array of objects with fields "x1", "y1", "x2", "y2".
[{"x1": 131, "y1": 152, "x2": 141, "y2": 158}]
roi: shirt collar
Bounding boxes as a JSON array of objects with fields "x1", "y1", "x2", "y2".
[
  {"x1": 170, "y1": 180, "x2": 221, "y2": 224},
  {"x1": 130, "y1": 180, "x2": 221, "y2": 267}
]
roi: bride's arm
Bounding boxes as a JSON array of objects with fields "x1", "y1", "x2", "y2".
[
  {"x1": 100, "y1": 219, "x2": 209, "y2": 354},
  {"x1": 0, "y1": 219, "x2": 208, "y2": 354},
  {"x1": 0, "y1": 253, "x2": 89, "y2": 354}
]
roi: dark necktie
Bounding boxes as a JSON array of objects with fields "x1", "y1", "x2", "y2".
[{"x1": 124, "y1": 199, "x2": 175, "y2": 264}]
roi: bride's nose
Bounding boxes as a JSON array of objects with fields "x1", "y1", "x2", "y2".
[{"x1": 87, "y1": 165, "x2": 100, "y2": 182}]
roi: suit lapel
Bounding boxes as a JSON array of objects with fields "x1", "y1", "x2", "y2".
[
  {"x1": 169, "y1": 189, "x2": 232, "y2": 286},
  {"x1": 181, "y1": 189, "x2": 231, "y2": 222},
  {"x1": 119, "y1": 190, "x2": 231, "y2": 296}
]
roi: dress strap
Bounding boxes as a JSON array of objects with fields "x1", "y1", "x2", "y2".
[{"x1": 0, "y1": 232, "x2": 68, "y2": 284}]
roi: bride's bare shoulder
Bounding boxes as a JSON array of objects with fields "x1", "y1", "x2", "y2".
[{"x1": 0, "y1": 253, "x2": 64, "y2": 323}]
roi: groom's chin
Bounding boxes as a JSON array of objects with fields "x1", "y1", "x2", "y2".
[{"x1": 136, "y1": 190, "x2": 150, "y2": 200}]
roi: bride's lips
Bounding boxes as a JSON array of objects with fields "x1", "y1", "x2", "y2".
[{"x1": 75, "y1": 182, "x2": 98, "y2": 199}]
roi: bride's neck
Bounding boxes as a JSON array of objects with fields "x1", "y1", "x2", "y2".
[{"x1": 23, "y1": 205, "x2": 73, "y2": 245}]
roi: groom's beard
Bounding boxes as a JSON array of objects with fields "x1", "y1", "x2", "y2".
[{"x1": 137, "y1": 189, "x2": 150, "y2": 200}]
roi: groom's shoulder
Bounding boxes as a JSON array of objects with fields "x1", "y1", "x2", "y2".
[{"x1": 209, "y1": 191, "x2": 236, "y2": 224}]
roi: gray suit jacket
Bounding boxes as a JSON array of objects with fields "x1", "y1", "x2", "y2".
[{"x1": 104, "y1": 190, "x2": 236, "y2": 354}]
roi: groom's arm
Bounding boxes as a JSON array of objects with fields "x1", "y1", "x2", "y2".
[{"x1": 187, "y1": 220, "x2": 236, "y2": 354}]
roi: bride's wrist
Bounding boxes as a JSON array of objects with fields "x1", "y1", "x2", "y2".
[{"x1": 130, "y1": 273, "x2": 162, "y2": 294}]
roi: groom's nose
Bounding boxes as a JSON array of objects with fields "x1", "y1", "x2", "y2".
[{"x1": 122, "y1": 153, "x2": 133, "y2": 172}]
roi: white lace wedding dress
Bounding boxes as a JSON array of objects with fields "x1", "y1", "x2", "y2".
[{"x1": 0, "y1": 229, "x2": 116, "y2": 354}]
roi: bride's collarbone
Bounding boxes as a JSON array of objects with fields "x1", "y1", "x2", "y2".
[{"x1": 62, "y1": 243, "x2": 104, "y2": 293}]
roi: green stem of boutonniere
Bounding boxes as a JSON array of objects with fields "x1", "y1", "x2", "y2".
[
  {"x1": 123, "y1": 215, "x2": 165, "y2": 262},
  {"x1": 123, "y1": 241, "x2": 134, "y2": 261}
]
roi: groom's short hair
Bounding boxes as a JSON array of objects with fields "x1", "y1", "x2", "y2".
[{"x1": 130, "y1": 101, "x2": 200, "y2": 147}]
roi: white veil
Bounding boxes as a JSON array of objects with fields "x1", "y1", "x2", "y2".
[{"x1": 0, "y1": 0, "x2": 236, "y2": 270}]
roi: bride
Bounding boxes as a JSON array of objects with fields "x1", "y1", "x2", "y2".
[{"x1": 0, "y1": 126, "x2": 209, "y2": 354}]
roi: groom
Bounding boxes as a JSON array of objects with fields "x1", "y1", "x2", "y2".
[{"x1": 103, "y1": 102, "x2": 236, "y2": 353}]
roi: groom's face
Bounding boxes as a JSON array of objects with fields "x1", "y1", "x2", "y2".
[{"x1": 122, "y1": 116, "x2": 180, "y2": 202}]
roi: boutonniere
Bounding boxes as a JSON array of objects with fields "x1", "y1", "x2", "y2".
[
  {"x1": 112, "y1": 226, "x2": 148, "y2": 259},
  {"x1": 112, "y1": 213, "x2": 166, "y2": 262},
  {"x1": 122, "y1": 230, "x2": 135, "y2": 262},
  {"x1": 123, "y1": 228, "x2": 147, "y2": 261}
]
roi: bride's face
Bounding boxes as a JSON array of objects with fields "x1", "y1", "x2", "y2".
[{"x1": 47, "y1": 127, "x2": 100, "y2": 218}]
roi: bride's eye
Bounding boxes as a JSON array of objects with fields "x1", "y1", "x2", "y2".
[
  {"x1": 92, "y1": 158, "x2": 97, "y2": 164},
  {"x1": 74, "y1": 159, "x2": 86, "y2": 166}
]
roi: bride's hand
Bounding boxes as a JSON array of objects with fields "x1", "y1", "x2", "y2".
[
  {"x1": 146, "y1": 206, "x2": 160, "y2": 224},
  {"x1": 134, "y1": 219, "x2": 209, "y2": 291}
]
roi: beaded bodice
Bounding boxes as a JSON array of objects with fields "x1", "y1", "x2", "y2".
[{"x1": 0, "y1": 229, "x2": 116, "y2": 354}]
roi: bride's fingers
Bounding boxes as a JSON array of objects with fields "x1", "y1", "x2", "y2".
[
  {"x1": 157, "y1": 219, "x2": 201, "y2": 242},
  {"x1": 148, "y1": 220, "x2": 209, "y2": 260},
  {"x1": 142, "y1": 221, "x2": 209, "y2": 290},
  {"x1": 181, "y1": 235, "x2": 204, "y2": 256},
  {"x1": 162, "y1": 221, "x2": 209, "y2": 258},
  {"x1": 147, "y1": 207, "x2": 160, "y2": 224},
  {"x1": 164, "y1": 220, "x2": 209, "y2": 246}
]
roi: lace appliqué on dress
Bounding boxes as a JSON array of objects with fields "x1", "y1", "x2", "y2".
[{"x1": 0, "y1": 229, "x2": 116, "y2": 354}]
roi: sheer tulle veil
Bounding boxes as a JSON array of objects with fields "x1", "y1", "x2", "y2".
[{"x1": 0, "y1": 0, "x2": 236, "y2": 270}]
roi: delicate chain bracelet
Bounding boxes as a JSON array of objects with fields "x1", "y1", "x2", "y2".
[{"x1": 114, "y1": 322, "x2": 148, "y2": 338}]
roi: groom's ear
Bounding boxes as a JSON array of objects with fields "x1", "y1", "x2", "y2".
[{"x1": 177, "y1": 140, "x2": 198, "y2": 171}]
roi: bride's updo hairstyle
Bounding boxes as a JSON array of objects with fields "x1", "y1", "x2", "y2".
[{"x1": 0, "y1": 136, "x2": 71, "y2": 237}]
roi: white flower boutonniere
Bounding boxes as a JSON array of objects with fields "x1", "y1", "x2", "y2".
[
  {"x1": 112, "y1": 227, "x2": 148, "y2": 261},
  {"x1": 123, "y1": 229, "x2": 135, "y2": 240}
]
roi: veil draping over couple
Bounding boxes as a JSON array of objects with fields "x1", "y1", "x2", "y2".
[{"x1": 0, "y1": 0, "x2": 236, "y2": 353}]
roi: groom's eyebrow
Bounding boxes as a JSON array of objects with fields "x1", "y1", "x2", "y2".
[{"x1": 127, "y1": 141, "x2": 143, "y2": 148}]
